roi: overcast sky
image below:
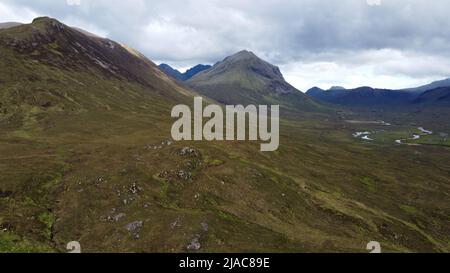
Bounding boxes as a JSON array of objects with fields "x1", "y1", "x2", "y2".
[{"x1": 1, "y1": 0, "x2": 450, "y2": 91}]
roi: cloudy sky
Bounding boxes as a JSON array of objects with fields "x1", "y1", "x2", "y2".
[{"x1": 1, "y1": 0, "x2": 450, "y2": 91}]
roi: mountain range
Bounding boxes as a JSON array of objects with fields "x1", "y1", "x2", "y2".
[
  {"x1": 306, "y1": 78, "x2": 450, "y2": 107},
  {"x1": 0, "y1": 17, "x2": 449, "y2": 253},
  {"x1": 403, "y1": 78, "x2": 450, "y2": 93},
  {"x1": 158, "y1": 63, "x2": 211, "y2": 81}
]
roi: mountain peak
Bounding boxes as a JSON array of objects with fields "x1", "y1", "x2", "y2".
[
  {"x1": 31, "y1": 16, "x2": 65, "y2": 28},
  {"x1": 329, "y1": 86, "x2": 345, "y2": 91},
  {"x1": 158, "y1": 63, "x2": 211, "y2": 81},
  {"x1": 306, "y1": 87, "x2": 325, "y2": 95},
  {"x1": 234, "y1": 49, "x2": 256, "y2": 57},
  {"x1": 186, "y1": 50, "x2": 313, "y2": 106},
  {"x1": 32, "y1": 16, "x2": 52, "y2": 23},
  {"x1": 0, "y1": 16, "x2": 179, "y2": 88},
  {"x1": 224, "y1": 50, "x2": 259, "y2": 63}
]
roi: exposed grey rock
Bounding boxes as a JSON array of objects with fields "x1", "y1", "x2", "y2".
[
  {"x1": 125, "y1": 220, "x2": 143, "y2": 232},
  {"x1": 129, "y1": 182, "x2": 142, "y2": 195},
  {"x1": 163, "y1": 140, "x2": 173, "y2": 146},
  {"x1": 186, "y1": 235, "x2": 201, "y2": 250},
  {"x1": 113, "y1": 213, "x2": 126, "y2": 222},
  {"x1": 201, "y1": 222, "x2": 209, "y2": 232},
  {"x1": 158, "y1": 169, "x2": 192, "y2": 181},
  {"x1": 170, "y1": 217, "x2": 182, "y2": 229},
  {"x1": 145, "y1": 139, "x2": 173, "y2": 150},
  {"x1": 177, "y1": 170, "x2": 192, "y2": 180},
  {"x1": 179, "y1": 147, "x2": 198, "y2": 156}
]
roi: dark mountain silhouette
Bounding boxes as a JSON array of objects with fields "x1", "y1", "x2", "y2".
[
  {"x1": 413, "y1": 86, "x2": 450, "y2": 105},
  {"x1": 403, "y1": 78, "x2": 450, "y2": 93},
  {"x1": 307, "y1": 86, "x2": 414, "y2": 106},
  {"x1": 158, "y1": 63, "x2": 211, "y2": 81},
  {"x1": 328, "y1": 86, "x2": 345, "y2": 91},
  {"x1": 306, "y1": 79, "x2": 450, "y2": 107},
  {"x1": 184, "y1": 64, "x2": 212, "y2": 80}
]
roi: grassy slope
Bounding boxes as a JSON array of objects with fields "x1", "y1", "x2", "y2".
[{"x1": 1, "y1": 104, "x2": 449, "y2": 253}]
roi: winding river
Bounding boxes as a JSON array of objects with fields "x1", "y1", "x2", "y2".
[{"x1": 395, "y1": 127, "x2": 433, "y2": 145}]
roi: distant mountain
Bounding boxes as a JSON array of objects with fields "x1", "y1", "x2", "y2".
[
  {"x1": 306, "y1": 86, "x2": 415, "y2": 107},
  {"x1": 328, "y1": 86, "x2": 345, "y2": 91},
  {"x1": 306, "y1": 87, "x2": 326, "y2": 97},
  {"x1": 413, "y1": 86, "x2": 450, "y2": 105},
  {"x1": 307, "y1": 78, "x2": 450, "y2": 107},
  {"x1": 158, "y1": 63, "x2": 211, "y2": 81},
  {"x1": 186, "y1": 50, "x2": 316, "y2": 108},
  {"x1": 158, "y1": 63, "x2": 185, "y2": 81},
  {"x1": 0, "y1": 22, "x2": 23, "y2": 29},
  {"x1": 184, "y1": 64, "x2": 212, "y2": 80},
  {"x1": 403, "y1": 78, "x2": 450, "y2": 93}
]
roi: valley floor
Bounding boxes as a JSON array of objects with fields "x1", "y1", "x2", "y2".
[{"x1": 0, "y1": 108, "x2": 449, "y2": 253}]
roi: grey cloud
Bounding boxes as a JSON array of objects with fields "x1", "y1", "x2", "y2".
[{"x1": 2, "y1": 0, "x2": 450, "y2": 88}]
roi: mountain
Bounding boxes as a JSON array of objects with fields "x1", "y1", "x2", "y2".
[
  {"x1": 0, "y1": 16, "x2": 194, "y2": 117},
  {"x1": 307, "y1": 77, "x2": 450, "y2": 107},
  {"x1": 403, "y1": 78, "x2": 450, "y2": 93},
  {"x1": 158, "y1": 63, "x2": 185, "y2": 81},
  {"x1": 306, "y1": 86, "x2": 416, "y2": 107},
  {"x1": 186, "y1": 50, "x2": 316, "y2": 109},
  {"x1": 413, "y1": 86, "x2": 450, "y2": 105},
  {"x1": 306, "y1": 87, "x2": 326, "y2": 97},
  {"x1": 184, "y1": 64, "x2": 212, "y2": 79},
  {"x1": 328, "y1": 86, "x2": 345, "y2": 91},
  {"x1": 158, "y1": 63, "x2": 211, "y2": 81},
  {"x1": 0, "y1": 22, "x2": 22, "y2": 29}
]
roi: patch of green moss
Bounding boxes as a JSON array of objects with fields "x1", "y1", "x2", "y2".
[
  {"x1": 38, "y1": 211, "x2": 55, "y2": 240},
  {"x1": 203, "y1": 156, "x2": 224, "y2": 167},
  {"x1": 0, "y1": 231, "x2": 55, "y2": 253},
  {"x1": 360, "y1": 177, "x2": 376, "y2": 192},
  {"x1": 400, "y1": 205, "x2": 418, "y2": 215}
]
